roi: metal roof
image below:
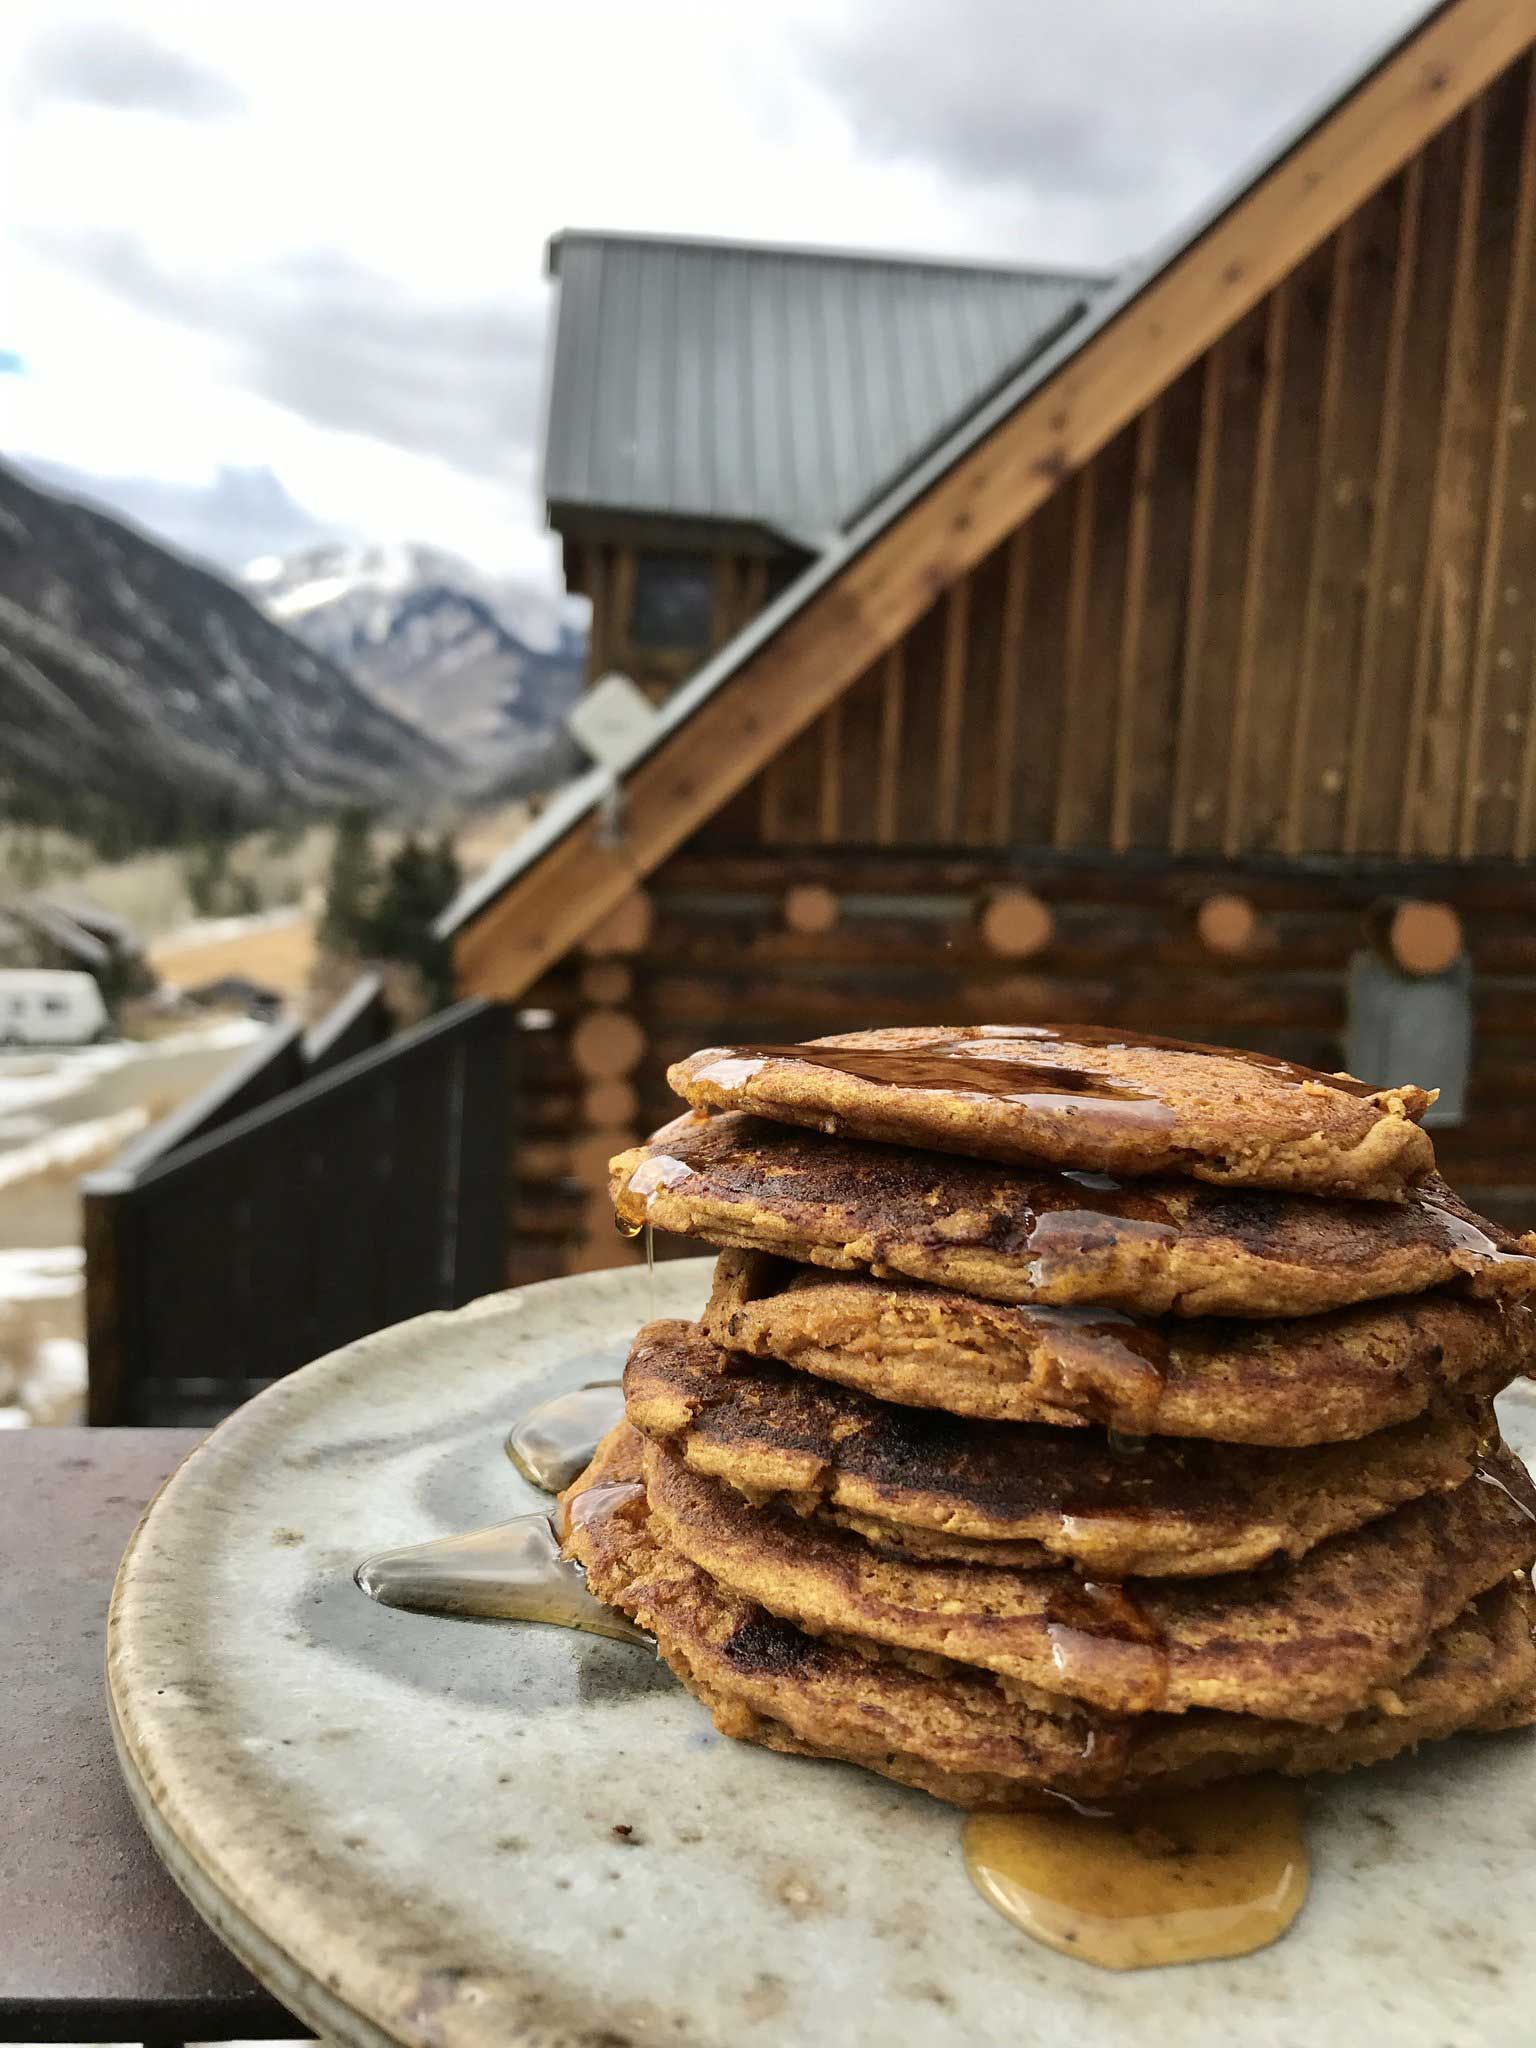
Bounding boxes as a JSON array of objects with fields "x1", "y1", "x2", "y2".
[
  {"x1": 441, "y1": 2, "x2": 1456, "y2": 943},
  {"x1": 542, "y1": 231, "x2": 1108, "y2": 547}
]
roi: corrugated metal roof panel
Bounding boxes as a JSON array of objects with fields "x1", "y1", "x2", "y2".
[{"x1": 542, "y1": 231, "x2": 1109, "y2": 544}]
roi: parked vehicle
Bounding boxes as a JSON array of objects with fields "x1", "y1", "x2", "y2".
[{"x1": 0, "y1": 969, "x2": 111, "y2": 1046}]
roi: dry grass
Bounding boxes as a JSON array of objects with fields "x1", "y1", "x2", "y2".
[{"x1": 150, "y1": 912, "x2": 318, "y2": 1001}]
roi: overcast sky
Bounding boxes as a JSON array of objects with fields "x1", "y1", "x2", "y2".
[{"x1": 0, "y1": 0, "x2": 1424, "y2": 589}]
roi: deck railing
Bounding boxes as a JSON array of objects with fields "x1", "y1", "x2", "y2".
[{"x1": 82, "y1": 991, "x2": 512, "y2": 1425}]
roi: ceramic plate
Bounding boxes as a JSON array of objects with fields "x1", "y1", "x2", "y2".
[{"x1": 110, "y1": 1263, "x2": 1536, "y2": 2048}]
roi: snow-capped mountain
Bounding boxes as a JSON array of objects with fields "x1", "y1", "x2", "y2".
[
  {"x1": 0, "y1": 463, "x2": 455, "y2": 849},
  {"x1": 243, "y1": 544, "x2": 587, "y2": 787}
]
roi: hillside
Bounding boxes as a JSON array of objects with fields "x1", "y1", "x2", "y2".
[
  {"x1": 246, "y1": 543, "x2": 585, "y2": 788},
  {"x1": 0, "y1": 462, "x2": 455, "y2": 851}
]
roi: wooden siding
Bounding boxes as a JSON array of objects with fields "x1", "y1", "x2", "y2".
[{"x1": 692, "y1": 56, "x2": 1536, "y2": 863}]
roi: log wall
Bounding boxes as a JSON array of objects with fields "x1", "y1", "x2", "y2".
[{"x1": 504, "y1": 852, "x2": 1536, "y2": 1287}]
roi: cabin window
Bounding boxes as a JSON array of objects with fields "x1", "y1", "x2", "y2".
[
  {"x1": 1346, "y1": 950, "x2": 1471, "y2": 1127},
  {"x1": 42, "y1": 996, "x2": 68, "y2": 1014},
  {"x1": 629, "y1": 553, "x2": 714, "y2": 653}
]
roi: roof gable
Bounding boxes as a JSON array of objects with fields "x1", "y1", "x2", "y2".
[{"x1": 448, "y1": 0, "x2": 1532, "y2": 993}]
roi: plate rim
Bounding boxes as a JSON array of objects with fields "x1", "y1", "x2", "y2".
[{"x1": 106, "y1": 1260, "x2": 714, "y2": 2047}]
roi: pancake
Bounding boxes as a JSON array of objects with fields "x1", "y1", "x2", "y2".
[
  {"x1": 641, "y1": 1439, "x2": 1536, "y2": 1721},
  {"x1": 703, "y1": 1251, "x2": 1536, "y2": 1444},
  {"x1": 667, "y1": 1026, "x2": 1435, "y2": 1197},
  {"x1": 564, "y1": 1426, "x2": 1536, "y2": 1805},
  {"x1": 611, "y1": 1114, "x2": 1536, "y2": 1319},
  {"x1": 622, "y1": 1321, "x2": 1487, "y2": 1578}
]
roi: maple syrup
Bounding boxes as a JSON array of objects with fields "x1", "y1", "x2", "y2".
[
  {"x1": 1044, "y1": 1580, "x2": 1170, "y2": 1715},
  {"x1": 353, "y1": 1508, "x2": 650, "y2": 1645},
  {"x1": 1032, "y1": 1306, "x2": 1170, "y2": 1433},
  {"x1": 695, "y1": 1026, "x2": 1382, "y2": 1113},
  {"x1": 505, "y1": 1383, "x2": 624, "y2": 1493},
  {"x1": 963, "y1": 1777, "x2": 1308, "y2": 1970}
]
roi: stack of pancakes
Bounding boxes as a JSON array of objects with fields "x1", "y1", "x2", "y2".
[{"x1": 567, "y1": 1027, "x2": 1536, "y2": 1808}]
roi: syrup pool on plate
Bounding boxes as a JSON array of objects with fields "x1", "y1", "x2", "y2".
[{"x1": 964, "y1": 1776, "x2": 1308, "y2": 1970}]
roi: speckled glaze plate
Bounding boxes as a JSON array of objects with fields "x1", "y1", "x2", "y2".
[{"x1": 109, "y1": 1264, "x2": 1536, "y2": 2048}]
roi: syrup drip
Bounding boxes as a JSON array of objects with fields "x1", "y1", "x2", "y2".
[
  {"x1": 505, "y1": 1383, "x2": 625, "y2": 1493},
  {"x1": 963, "y1": 1777, "x2": 1308, "y2": 1971},
  {"x1": 696, "y1": 1025, "x2": 1382, "y2": 1111},
  {"x1": 1034, "y1": 1306, "x2": 1170, "y2": 1433},
  {"x1": 1474, "y1": 1443, "x2": 1536, "y2": 1526},
  {"x1": 1416, "y1": 1192, "x2": 1525, "y2": 1264},
  {"x1": 1023, "y1": 1206, "x2": 1178, "y2": 1291},
  {"x1": 354, "y1": 1507, "x2": 650, "y2": 1646},
  {"x1": 1044, "y1": 1581, "x2": 1170, "y2": 1715}
]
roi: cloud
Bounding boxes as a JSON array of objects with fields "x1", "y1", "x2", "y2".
[
  {"x1": 14, "y1": 19, "x2": 247, "y2": 119},
  {"x1": 19, "y1": 229, "x2": 546, "y2": 486},
  {"x1": 798, "y1": 0, "x2": 1421, "y2": 260},
  {"x1": 13, "y1": 458, "x2": 336, "y2": 570}
]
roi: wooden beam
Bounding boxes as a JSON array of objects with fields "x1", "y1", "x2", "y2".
[
  {"x1": 989, "y1": 528, "x2": 1030, "y2": 845},
  {"x1": 1112, "y1": 398, "x2": 1161, "y2": 851},
  {"x1": 1344, "y1": 154, "x2": 1424, "y2": 852},
  {"x1": 1224, "y1": 280, "x2": 1290, "y2": 855},
  {"x1": 1285, "y1": 220, "x2": 1354, "y2": 854},
  {"x1": 1461, "y1": 60, "x2": 1536, "y2": 855},
  {"x1": 455, "y1": 0, "x2": 1535, "y2": 1000},
  {"x1": 935, "y1": 577, "x2": 972, "y2": 841}
]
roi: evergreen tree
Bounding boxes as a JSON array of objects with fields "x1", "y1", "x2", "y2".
[
  {"x1": 317, "y1": 808, "x2": 378, "y2": 957},
  {"x1": 363, "y1": 830, "x2": 462, "y2": 1006}
]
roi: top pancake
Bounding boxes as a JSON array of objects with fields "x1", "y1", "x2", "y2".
[
  {"x1": 612, "y1": 1111, "x2": 1536, "y2": 1319},
  {"x1": 668, "y1": 1026, "x2": 1436, "y2": 1197}
]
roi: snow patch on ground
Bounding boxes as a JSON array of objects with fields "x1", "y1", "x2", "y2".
[
  {"x1": 0, "y1": 1245, "x2": 84, "y2": 1301},
  {"x1": 25, "y1": 1334, "x2": 86, "y2": 1409},
  {"x1": 0, "y1": 1016, "x2": 267, "y2": 1121},
  {"x1": 0, "y1": 1106, "x2": 149, "y2": 1190}
]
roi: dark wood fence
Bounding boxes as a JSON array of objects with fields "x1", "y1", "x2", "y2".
[{"x1": 82, "y1": 993, "x2": 513, "y2": 1425}]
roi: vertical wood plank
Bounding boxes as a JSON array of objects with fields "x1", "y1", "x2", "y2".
[
  {"x1": 609, "y1": 545, "x2": 636, "y2": 676},
  {"x1": 818, "y1": 693, "x2": 844, "y2": 842},
  {"x1": 989, "y1": 528, "x2": 1030, "y2": 846},
  {"x1": 896, "y1": 597, "x2": 951, "y2": 844},
  {"x1": 1123, "y1": 362, "x2": 1204, "y2": 849},
  {"x1": 1051, "y1": 464, "x2": 1099, "y2": 846},
  {"x1": 1462, "y1": 59, "x2": 1536, "y2": 855},
  {"x1": 876, "y1": 644, "x2": 906, "y2": 846},
  {"x1": 1112, "y1": 399, "x2": 1161, "y2": 851},
  {"x1": 1284, "y1": 223, "x2": 1354, "y2": 853},
  {"x1": 1169, "y1": 343, "x2": 1224, "y2": 853},
  {"x1": 1223, "y1": 281, "x2": 1291, "y2": 854},
  {"x1": 1344, "y1": 154, "x2": 1425, "y2": 852},
  {"x1": 1400, "y1": 98, "x2": 1487, "y2": 855},
  {"x1": 935, "y1": 577, "x2": 972, "y2": 841}
]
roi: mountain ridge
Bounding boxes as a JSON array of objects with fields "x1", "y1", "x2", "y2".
[{"x1": 0, "y1": 460, "x2": 455, "y2": 851}]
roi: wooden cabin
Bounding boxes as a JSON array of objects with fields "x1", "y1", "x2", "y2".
[
  {"x1": 448, "y1": 0, "x2": 1536, "y2": 1286},
  {"x1": 542, "y1": 231, "x2": 1107, "y2": 697}
]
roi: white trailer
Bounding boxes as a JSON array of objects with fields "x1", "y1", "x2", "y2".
[{"x1": 0, "y1": 969, "x2": 111, "y2": 1046}]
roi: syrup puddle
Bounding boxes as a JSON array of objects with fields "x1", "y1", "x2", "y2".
[
  {"x1": 964, "y1": 1777, "x2": 1308, "y2": 1970},
  {"x1": 505, "y1": 1383, "x2": 624, "y2": 1492}
]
